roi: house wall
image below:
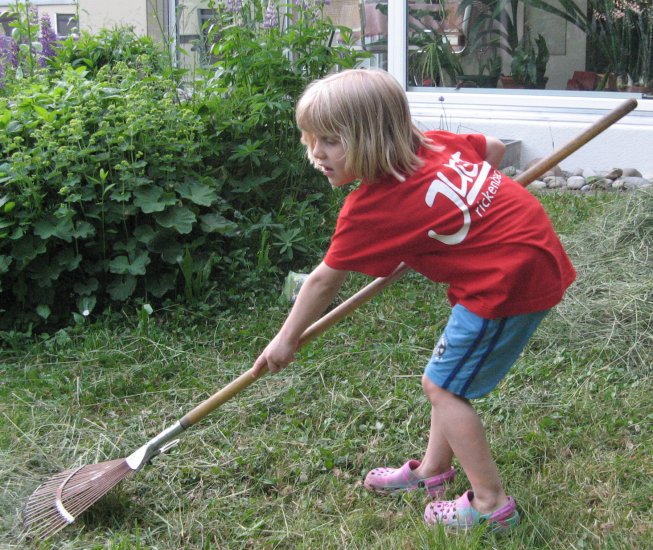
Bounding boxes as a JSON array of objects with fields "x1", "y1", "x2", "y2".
[
  {"x1": 76, "y1": 0, "x2": 148, "y2": 34},
  {"x1": 0, "y1": 1, "x2": 149, "y2": 35}
]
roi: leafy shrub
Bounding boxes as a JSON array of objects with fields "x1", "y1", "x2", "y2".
[
  {"x1": 0, "y1": 1, "x2": 365, "y2": 334},
  {"x1": 0, "y1": 64, "x2": 227, "y2": 330},
  {"x1": 48, "y1": 27, "x2": 172, "y2": 77}
]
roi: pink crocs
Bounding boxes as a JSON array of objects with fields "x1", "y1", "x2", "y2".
[
  {"x1": 364, "y1": 460, "x2": 456, "y2": 498},
  {"x1": 424, "y1": 490, "x2": 520, "y2": 533}
]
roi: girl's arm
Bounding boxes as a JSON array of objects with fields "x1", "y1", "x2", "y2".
[
  {"x1": 250, "y1": 261, "x2": 348, "y2": 376},
  {"x1": 484, "y1": 136, "x2": 506, "y2": 168}
]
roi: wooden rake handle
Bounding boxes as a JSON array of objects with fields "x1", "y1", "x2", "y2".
[{"x1": 180, "y1": 97, "x2": 637, "y2": 429}]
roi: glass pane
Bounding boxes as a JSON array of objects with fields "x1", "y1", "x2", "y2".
[
  {"x1": 404, "y1": 0, "x2": 653, "y2": 94},
  {"x1": 408, "y1": 1, "x2": 467, "y2": 87},
  {"x1": 359, "y1": 1, "x2": 388, "y2": 69},
  {"x1": 56, "y1": 14, "x2": 78, "y2": 37}
]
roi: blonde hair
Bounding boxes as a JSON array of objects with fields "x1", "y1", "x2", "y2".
[{"x1": 296, "y1": 69, "x2": 437, "y2": 183}]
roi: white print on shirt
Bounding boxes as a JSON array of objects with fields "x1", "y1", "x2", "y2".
[{"x1": 424, "y1": 152, "x2": 501, "y2": 245}]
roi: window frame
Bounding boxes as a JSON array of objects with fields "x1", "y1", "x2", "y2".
[
  {"x1": 387, "y1": 2, "x2": 653, "y2": 121},
  {"x1": 55, "y1": 13, "x2": 77, "y2": 37}
]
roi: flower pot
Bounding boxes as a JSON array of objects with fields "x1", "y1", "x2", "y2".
[
  {"x1": 455, "y1": 74, "x2": 499, "y2": 88},
  {"x1": 625, "y1": 85, "x2": 653, "y2": 94},
  {"x1": 500, "y1": 75, "x2": 524, "y2": 89},
  {"x1": 500, "y1": 75, "x2": 548, "y2": 89}
]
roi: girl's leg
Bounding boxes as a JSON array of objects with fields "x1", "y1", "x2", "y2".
[
  {"x1": 420, "y1": 375, "x2": 508, "y2": 514},
  {"x1": 413, "y1": 404, "x2": 454, "y2": 478}
]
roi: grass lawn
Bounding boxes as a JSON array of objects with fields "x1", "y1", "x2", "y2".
[{"x1": 1, "y1": 190, "x2": 651, "y2": 549}]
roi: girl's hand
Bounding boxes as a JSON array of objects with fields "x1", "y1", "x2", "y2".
[
  {"x1": 250, "y1": 333, "x2": 299, "y2": 377},
  {"x1": 249, "y1": 262, "x2": 348, "y2": 378}
]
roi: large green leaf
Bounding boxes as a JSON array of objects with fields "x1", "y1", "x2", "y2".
[
  {"x1": 71, "y1": 221, "x2": 95, "y2": 239},
  {"x1": 28, "y1": 259, "x2": 62, "y2": 285},
  {"x1": 107, "y1": 274, "x2": 137, "y2": 301},
  {"x1": 148, "y1": 230, "x2": 184, "y2": 264},
  {"x1": 134, "y1": 224, "x2": 156, "y2": 244},
  {"x1": 199, "y1": 213, "x2": 238, "y2": 235},
  {"x1": 145, "y1": 269, "x2": 178, "y2": 298},
  {"x1": 155, "y1": 206, "x2": 196, "y2": 234},
  {"x1": 177, "y1": 180, "x2": 218, "y2": 207},
  {"x1": 55, "y1": 249, "x2": 82, "y2": 271},
  {"x1": 134, "y1": 185, "x2": 176, "y2": 214},
  {"x1": 34, "y1": 217, "x2": 75, "y2": 243},
  {"x1": 11, "y1": 235, "x2": 46, "y2": 263},
  {"x1": 0, "y1": 255, "x2": 11, "y2": 274},
  {"x1": 73, "y1": 278, "x2": 99, "y2": 296},
  {"x1": 109, "y1": 251, "x2": 151, "y2": 276}
]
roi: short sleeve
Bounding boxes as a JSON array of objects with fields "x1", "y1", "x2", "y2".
[{"x1": 461, "y1": 133, "x2": 487, "y2": 159}]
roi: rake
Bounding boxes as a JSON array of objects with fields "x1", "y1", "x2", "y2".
[{"x1": 22, "y1": 98, "x2": 637, "y2": 540}]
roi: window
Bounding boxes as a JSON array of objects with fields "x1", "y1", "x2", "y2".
[
  {"x1": 56, "y1": 13, "x2": 77, "y2": 37},
  {"x1": 198, "y1": 8, "x2": 217, "y2": 66},
  {"x1": 359, "y1": 0, "x2": 652, "y2": 95}
]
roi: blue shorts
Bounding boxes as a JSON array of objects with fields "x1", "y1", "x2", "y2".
[{"x1": 424, "y1": 304, "x2": 549, "y2": 399}]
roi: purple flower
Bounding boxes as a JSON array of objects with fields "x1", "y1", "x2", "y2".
[
  {"x1": 264, "y1": 4, "x2": 278, "y2": 28},
  {"x1": 225, "y1": 0, "x2": 242, "y2": 12},
  {"x1": 39, "y1": 14, "x2": 58, "y2": 64},
  {"x1": 0, "y1": 35, "x2": 18, "y2": 68}
]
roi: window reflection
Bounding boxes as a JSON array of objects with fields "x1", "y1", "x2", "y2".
[{"x1": 324, "y1": 0, "x2": 652, "y2": 94}]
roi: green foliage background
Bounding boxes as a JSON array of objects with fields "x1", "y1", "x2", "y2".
[{"x1": 0, "y1": 1, "x2": 366, "y2": 336}]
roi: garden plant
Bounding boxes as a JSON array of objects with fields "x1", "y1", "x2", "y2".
[{"x1": 0, "y1": 0, "x2": 365, "y2": 336}]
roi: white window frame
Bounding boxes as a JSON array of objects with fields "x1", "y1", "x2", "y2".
[
  {"x1": 387, "y1": 2, "x2": 653, "y2": 172},
  {"x1": 55, "y1": 12, "x2": 77, "y2": 36}
]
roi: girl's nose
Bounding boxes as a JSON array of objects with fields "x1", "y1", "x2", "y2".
[{"x1": 312, "y1": 143, "x2": 326, "y2": 159}]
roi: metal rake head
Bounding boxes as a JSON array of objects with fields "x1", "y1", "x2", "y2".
[{"x1": 23, "y1": 459, "x2": 133, "y2": 541}]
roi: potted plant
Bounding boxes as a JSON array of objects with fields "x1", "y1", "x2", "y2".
[
  {"x1": 501, "y1": 29, "x2": 549, "y2": 88},
  {"x1": 456, "y1": 49, "x2": 502, "y2": 88},
  {"x1": 456, "y1": 0, "x2": 563, "y2": 88}
]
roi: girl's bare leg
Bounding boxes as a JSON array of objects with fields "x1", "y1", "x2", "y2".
[{"x1": 417, "y1": 376, "x2": 509, "y2": 514}]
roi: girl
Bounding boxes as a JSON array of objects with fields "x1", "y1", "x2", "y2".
[{"x1": 251, "y1": 69, "x2": 575, "y2": 532}]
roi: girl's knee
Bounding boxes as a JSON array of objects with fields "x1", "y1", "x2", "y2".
[
  {"x1": 422, "y1": 374, "x2": 468, "y2": 407},
  {"x1": 422, "y1": 374, "x2": 448, "y2": 404}
]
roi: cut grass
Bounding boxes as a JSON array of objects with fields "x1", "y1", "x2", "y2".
[{"x1": 1, "y1": 190, "x2": 652, "y2": 549}]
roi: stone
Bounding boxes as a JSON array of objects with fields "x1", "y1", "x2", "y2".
[
  {"x1": 621, "y1": 168, "x2": 643, "y2": 178},
  {"x1": 603, "y1": 168, "x2": 623, "y2": 180},
  {"x1": 544, "y1": 176, "x2": 567, "y2": 189},
  {"x1": 571, "y1": 167, "x2": 585, "y2": 177},
  {"x1": 527, "y1": 158, "x2": 563, "y2": 178},
  {"x1": 613, "y1": 177, "x2": 652, "y2": 190},
  {"x1": 592, "y1": 177, "x2": 613, "y2": 190},
  {"x1": 566, "y1": 176, "x2": 586, "y2": 190},
  {"x1": 501, "y1": 166, "x2": 519, "y2": 178},
  {"x1": 528, "y1": 180, "x2": 547, "y2": 190},
  {"x1": 583, "y1": 167, "x2": 598, "y2": 178}
]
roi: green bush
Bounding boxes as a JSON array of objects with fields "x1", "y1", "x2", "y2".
[
  {"x1": 0, "y1": 2, "x2": 366, "y2": 334},
  {"x1": 48, "y1": 27, "x2": 171, "y2": 76},
  {"x1": 0, "y1": 64, "x2": 226, "y2": 330}
]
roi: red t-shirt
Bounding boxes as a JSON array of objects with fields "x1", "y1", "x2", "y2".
[{"x1": 324, "y1": 131, "x2": 576, "y2": 319}]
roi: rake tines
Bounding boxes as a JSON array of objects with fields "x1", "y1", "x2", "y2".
[{"x1": 23, "y1": 459, "x2": 134, "y2": 541}]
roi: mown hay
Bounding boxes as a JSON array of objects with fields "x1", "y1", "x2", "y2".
[{"x1": 542, "y1": 189, "x2": 653, "y2": 369}]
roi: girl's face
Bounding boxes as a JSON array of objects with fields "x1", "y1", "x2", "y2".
[{"x1": 310, "y1": 135, "x2": 355, "y2": 188}]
